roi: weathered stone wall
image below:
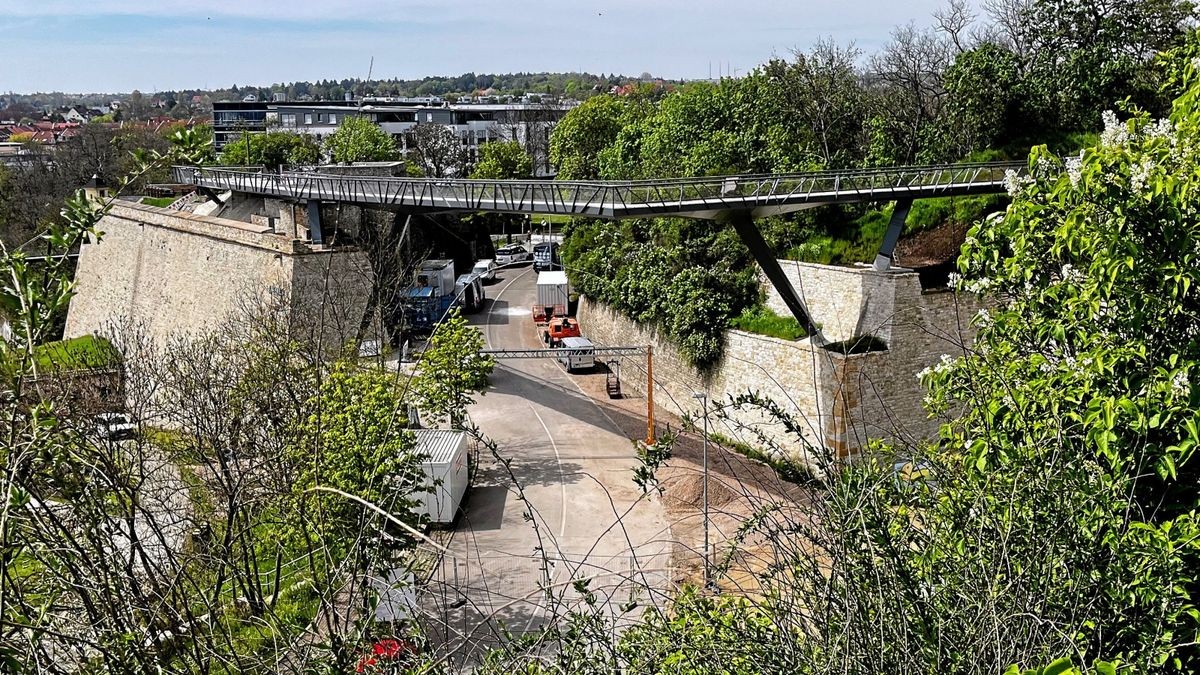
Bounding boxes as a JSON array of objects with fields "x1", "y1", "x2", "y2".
[
  {"x1": 580, "y1": 260, "x2": 984, "y2": 464},
  {"x1": 578, "y1": 298, "x2": 836, "y2": 466},
  {"x1": 65, "y1": 202, "x2": 374, "y2": 350}
]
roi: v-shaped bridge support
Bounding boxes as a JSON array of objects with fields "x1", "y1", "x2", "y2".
[{"x1": 723, "y1": 210, "x2": 821, "y2": 341}]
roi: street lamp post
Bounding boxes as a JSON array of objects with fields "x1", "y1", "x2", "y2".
[{"x1": 692, "y1": 391, "x2": 712, "y2": 590}]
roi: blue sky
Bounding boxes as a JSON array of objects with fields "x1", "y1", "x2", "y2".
[{"x1": 0, "y1": 1, "x2": 955, "y2": 94}]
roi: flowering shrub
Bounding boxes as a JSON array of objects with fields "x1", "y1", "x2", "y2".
[{"x1": 355, "y1": 638, "x2": 417, "y2": 673}]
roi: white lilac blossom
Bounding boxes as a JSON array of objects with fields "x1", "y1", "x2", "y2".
[
  {"x1": 1172, "y1": 370, "x2": 1190, "y2": 398},
  {"x1": 1060, "y1": 263, "x2": 1085, "y2": 284},
  {"x1": 1034, "y1": 155, "x2": 1056, "y2": 179},
  {"x1": 1147, "y1": 118, "x2": 1176, "y2": 143},
  {"x1": 974, "y1": 308, "x2": 992, "y2": 327},
  {"x1": 1100, "y1": 110, "x2": 1130, "y2": 147},
  {"x1": 948, "y1": 272, "x2": 963, "y2": 289},
  {"x1": 1065, "y1": 151, "x2": 1084, "y2": 187},
  {"x1": 1130, "y1": 158, "x2": 1155, "y2": 193},
  {"x1": 1003, "y1": 168, "x2": 1022, "y2": 196},
  {"x1": 918, "y1": 354, "x2": 956, "y2": 381},
  {"x1": 961, "y1": 277, "x2": 994, "y2": 294}
]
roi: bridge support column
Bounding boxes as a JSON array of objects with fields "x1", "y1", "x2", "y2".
[
  {"x1": 872, "y1": 199, "x2": 913, "y2": 272},
  {"x1": 723, "y1": 210, "x2": 820, "y2": 340},
  {"x1": 306, "y1": 200, "x2": 324, "y2": 245}
]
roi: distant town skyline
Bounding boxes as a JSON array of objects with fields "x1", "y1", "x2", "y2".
[{"x1": 0, "y1": 0, "x2": 957, "y2": 94}]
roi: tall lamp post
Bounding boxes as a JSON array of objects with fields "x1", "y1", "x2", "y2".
[{"x1": 692, "y1": 391, "x2": 712, "y2": 590}]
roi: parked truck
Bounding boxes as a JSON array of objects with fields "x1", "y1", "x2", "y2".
[{"x1": 403, "y1": 259, "x2": 458, "y2": 331}]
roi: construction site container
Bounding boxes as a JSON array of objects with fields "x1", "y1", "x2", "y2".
[
  {"x1": 536, "y1": 271, "x2": 570, "y2": 311},
  {"x1": 412, "y1": 429, "x2": 469, "y2": 525}
]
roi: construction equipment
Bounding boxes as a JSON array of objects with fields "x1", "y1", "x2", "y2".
[
  {"x1": 542, "y1": 316, "x2": 581, "y2": 347},
  {"x1": 606, "y1": 360, "x2": 622, "y2": 399}
]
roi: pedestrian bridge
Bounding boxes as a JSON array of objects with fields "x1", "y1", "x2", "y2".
[
  {"x1": 170, "y1": 160, "x2": 1025, "y2": 338},
  {"x1": 172, "y1": 161, "x2": 1023, "y2": 220}
]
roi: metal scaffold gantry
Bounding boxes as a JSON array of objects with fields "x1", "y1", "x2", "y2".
[{"x1": 481, "y1": 345, "x2": 660, "y2": 446}]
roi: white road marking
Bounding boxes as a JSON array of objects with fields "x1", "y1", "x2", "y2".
[{"x1": 529, "y1": 405, "x2": 568, "y2": 538}]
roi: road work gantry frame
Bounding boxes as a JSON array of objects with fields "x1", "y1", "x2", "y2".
[{"x1": 480, "y1": 345, "x2": 660, "y2": 446}]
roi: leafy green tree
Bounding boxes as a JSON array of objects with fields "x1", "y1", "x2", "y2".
[
  {"x1": 220, "y1": 131, "x2": 321, "y2": 169},
  {"x1": 470, "y1": 140, "x2": 533, "y2": 179},
  {"x1": 549, "y1": 95, "x2": 636, "y2": 179},
  {"x1": 324, "y1": 115, "x2": 397, "y2": 163},
  {"x1": 289, "y1": 362, "x2": 424, "y2": 545},
  {"x1": 940, "y1": 42, "x2": 1023, "y2": 155},
  {"x1": 1014, "y1": 0, "x2": 1196, "y2": 129},
  {"x1": 411, "y1": 309, "x2": 494, "y2": 428}
]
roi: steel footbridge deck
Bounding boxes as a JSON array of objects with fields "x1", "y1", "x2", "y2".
[{"x1": 173, "y1": 161, "x2": 1023, "y2": 220}]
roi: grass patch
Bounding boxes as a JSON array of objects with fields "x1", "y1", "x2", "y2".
[
  {"x1": 31, "y1": 335, "x2": 117, "y2": 372},
  {"x1": 730, "y1": 305, "x2": 805, "y2": 340},
  {"x1": 140, "y1": 196, "x2": 176, "y2": 208},
  {"x1": 904, "y1": 194, "x2": 1008, "y2": 237},
  {"x1": 709, "y1": 432, "x2": 813, "y2": 485}
]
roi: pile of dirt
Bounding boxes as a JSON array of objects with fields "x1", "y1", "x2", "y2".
[
  {"x1": 894, "y1": 220, "x2": 972, "y2": 268},
  {"x1": 660, "y1": 473, "x2": 741, "y2": 512}
]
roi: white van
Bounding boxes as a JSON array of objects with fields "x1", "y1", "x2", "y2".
[
  {"x1": 556, "y1": 337, "x2": 595, "y2": 372},
  {"x1": 472, "y1": 259, "x2": 496, "y2": 281}
]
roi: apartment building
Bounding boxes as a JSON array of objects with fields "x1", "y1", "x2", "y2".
[{"x1": 213, "y1": 98, "x2": 572, "y2": 175}]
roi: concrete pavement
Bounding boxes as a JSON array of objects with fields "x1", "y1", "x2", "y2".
[{"x1": 419, "y1": 264, "x2": 672, "y2": 667}]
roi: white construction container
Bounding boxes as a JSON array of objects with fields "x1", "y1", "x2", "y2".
[
  {"x1": 536, "y1": 271, "x2": 570, "y2": 311},
  {"x1": 412, "y1": 429, "x2": 469, "y2": 525}
]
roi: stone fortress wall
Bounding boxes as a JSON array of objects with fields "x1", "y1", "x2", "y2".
[
  {"x1": 65, "y1": 201, "x2": 376, "y2": 350},
  {"x1": 579, "y1": 262, "x2": 984, "y2": 468}
]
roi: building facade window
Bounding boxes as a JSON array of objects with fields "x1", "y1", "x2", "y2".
[
  {"x1": 329, "y1": 114, "x2": 337, "y2": 125},
  {"x1": 304, "y1": 113, "x2": 313, "y2": 125}
]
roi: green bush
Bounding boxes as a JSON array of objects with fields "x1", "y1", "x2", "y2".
[
  {"x1": 730, "y1": 305, "x2": 805, "y2": 340},
  {"x1": 140, "y1": 196, "x2": 176, "y2": 208}
]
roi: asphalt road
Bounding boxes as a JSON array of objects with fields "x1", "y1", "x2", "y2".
[{"x1": 420, "y1": 263, "x2": 671, "y2": 667}]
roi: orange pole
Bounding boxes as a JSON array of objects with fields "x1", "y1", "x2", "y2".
[{"x1": 646, "y1": 345, "x2": 655, "y2": 445}]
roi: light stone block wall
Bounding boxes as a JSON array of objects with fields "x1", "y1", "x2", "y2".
[
  {"x1": 65, "y1": 202, "x2": 374, "y2": 351},
  {"x1": 579, "y1": 260, "x2": 985, "y2": 464}
]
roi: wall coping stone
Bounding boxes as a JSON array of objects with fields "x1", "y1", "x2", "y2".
[{"x1": 108, "y1": 201, "x2": 330, "y2": 256}]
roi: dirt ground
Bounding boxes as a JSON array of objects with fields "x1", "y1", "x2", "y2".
[{"x1": 566, "y1": 362, "x2": 813, "y2": 596}]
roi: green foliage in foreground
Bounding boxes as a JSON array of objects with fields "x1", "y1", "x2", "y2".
[
  {"x1": 729, "y1": 305, "x2": 805, "y2": 341},
  {"x1": 480, "y1": 38, "x2": 1200, "y2": 675}
]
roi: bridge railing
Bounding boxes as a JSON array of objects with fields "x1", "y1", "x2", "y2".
[{"x1": 172, "y1": 161, "x2": 1025, "y2": 215}]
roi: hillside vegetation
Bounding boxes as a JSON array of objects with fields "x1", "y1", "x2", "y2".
[{"x1": 554, "y1": 1, "x2": 1189, "y2": 366}]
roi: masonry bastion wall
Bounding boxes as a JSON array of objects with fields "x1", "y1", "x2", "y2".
[
  {"x1": 578, "y1": 261, "x2": 983, "y2": 466},
  {"x1": 65, "y1": 202, "x2": 375, "y2": 349}
]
